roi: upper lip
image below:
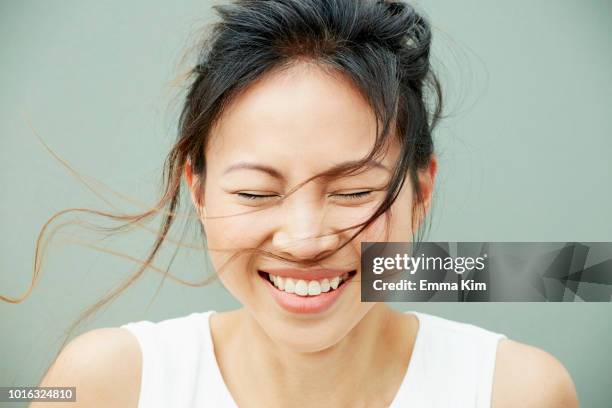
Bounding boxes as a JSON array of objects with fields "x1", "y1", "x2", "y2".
[{"x1": 259, "y1": 268, "x2": 355, "y2": 281}]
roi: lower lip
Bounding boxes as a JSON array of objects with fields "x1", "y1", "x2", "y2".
[{"x1": 260, "y1": 271, "x2": 354, "y2": 315}]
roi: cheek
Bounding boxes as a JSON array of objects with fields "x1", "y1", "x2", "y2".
[
  {"x1": 203, "y1": 215, "x2": 259, "y2": 248},
  {"x1": 201, "y1": 215, "x2": 256, "y2": 304},
  {"x1": 355, "y1": 211, "x2": 388, "y2": 243},
  {"x1": 202, "y1": 191, "x2": 275, "y2": 249},
  {"x1": 200, "y1": 200, "x2": 277, "y2": 299},
  {"x1": 356, "y1": 185, "x2": 415, "y2": 243}
]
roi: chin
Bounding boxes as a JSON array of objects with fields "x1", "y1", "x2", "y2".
[{"x1": 257, "y1": 298, "x2": 373, "y2": 354}]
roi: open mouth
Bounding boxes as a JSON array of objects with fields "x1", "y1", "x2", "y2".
[{"x1": 258, "y1": 270, "x2": 357, "y2": 297}]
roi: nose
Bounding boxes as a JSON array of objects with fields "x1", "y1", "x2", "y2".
[{"x1": 272, "y1": 196, "x2": 340, "y2": 261}]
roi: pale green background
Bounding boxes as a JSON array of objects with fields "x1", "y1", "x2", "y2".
[{"x1": 1, "y1": 0, "x2": 611, "y2": 406}]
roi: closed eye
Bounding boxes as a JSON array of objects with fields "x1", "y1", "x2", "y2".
[
  {"x1": 333, "y1": 191, "x2": 372, "y2": 199},
  {"x1": 236, "y1": 192, "x2": 278, "y2": 200}
]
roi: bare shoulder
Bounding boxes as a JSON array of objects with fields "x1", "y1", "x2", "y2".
[
  {"x1": 491, "y1": 338, "x2": 579, "y2": 408},
  {"x1": 30, "y1": 327, "x2": 142, "y2": 408}
]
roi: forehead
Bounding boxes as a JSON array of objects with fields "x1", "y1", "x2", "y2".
[{"x1": 206, "y1": 63, "x2": 393, "y2": 175}]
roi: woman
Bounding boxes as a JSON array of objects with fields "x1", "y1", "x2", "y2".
[{"x1": 33, "y1": 0, "x2": 578, "y2": 407}]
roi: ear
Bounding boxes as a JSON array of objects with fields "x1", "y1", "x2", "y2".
[
  {"x1": 184, "y1": 158, "x2": 205, "y2": 217},
  {"x1": 418, "y1": 155, "x2": 437, "y2": 213}
]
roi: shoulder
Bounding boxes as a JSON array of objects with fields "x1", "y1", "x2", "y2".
[
  {"x1": 491, "y1": 338, "x2": 579, "y2": 408},
  {"x1": 32, "y1": 327, "x2": 141, "y2": 408}
]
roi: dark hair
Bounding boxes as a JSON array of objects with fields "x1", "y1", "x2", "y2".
[{"x1": 6, "y1": 0, "x2": 442, "y2": 369}]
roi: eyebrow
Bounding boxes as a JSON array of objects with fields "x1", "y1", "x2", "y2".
[{"x1": 222, "y1": 159, "x2": 390, "y2": 180}]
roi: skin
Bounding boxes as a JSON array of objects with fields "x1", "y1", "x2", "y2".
[{"x1": 32, "y1": 62, "x2": 579, "y2": 407}]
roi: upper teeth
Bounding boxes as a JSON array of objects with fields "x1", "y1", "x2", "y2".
[{"x1": 269, "y1": 273, "x2": 350, "y2": 296}]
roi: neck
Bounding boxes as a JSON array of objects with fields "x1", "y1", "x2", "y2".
[{"x1": 215, "y1": 304, "x2": 412, "y2": 408}]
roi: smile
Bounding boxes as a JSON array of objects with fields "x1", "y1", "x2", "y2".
[
  {"x1": 261, "y1": 271, "x2": 356, "y2": 296},
  {"x1": 258, "y1": 269, "x2": 357, "y2": 314}
]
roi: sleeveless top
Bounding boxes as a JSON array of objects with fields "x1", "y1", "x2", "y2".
[{"x1": 120, "y1": 311, "x2": 507, "y2": 408}]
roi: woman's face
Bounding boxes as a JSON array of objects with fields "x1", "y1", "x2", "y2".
[{"x1": 190, "y1": 62, "x2": 432, "y2": 352}]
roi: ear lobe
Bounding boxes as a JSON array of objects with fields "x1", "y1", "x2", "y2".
[
  {"x1": 184, "y1": 159, "x2": 205, "y2": 213},
  {"x1": 184, "y1": 158, "x2": 195, "y2": 188},
  {"x1": 420, "y1": 155, "x2": 437, "y2": 211}
]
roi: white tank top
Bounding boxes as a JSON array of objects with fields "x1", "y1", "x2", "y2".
[{"x1": 120, "y1": 311, "x2": 507, "y2": 407}]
